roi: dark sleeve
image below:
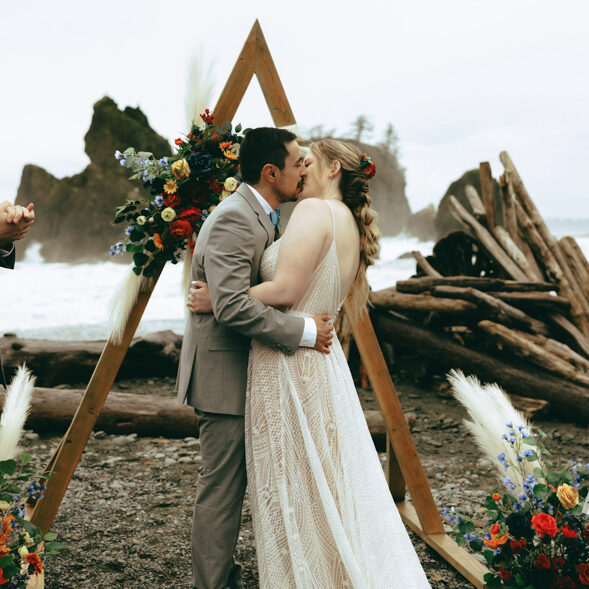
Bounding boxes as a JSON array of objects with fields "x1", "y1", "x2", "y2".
[
  {"x1": 204, "y1": 209, "x2": 304, "y2": 354},
  {"x1": 0, "y1": 245, "x2": 15, "y2": 269}
]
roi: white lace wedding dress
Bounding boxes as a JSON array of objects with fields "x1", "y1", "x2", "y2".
[{"x1": 245, "y1": 208, "x2": 431, "y2": 588}]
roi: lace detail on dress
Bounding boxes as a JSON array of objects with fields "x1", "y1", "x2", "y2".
[{"x1": 245, "y1": 231, "x2": 430, "y2": 588}]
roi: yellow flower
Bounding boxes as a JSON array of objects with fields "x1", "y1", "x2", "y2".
[
  {"x1": 136, "y1": 215, "x2": 147, "y2": 226},
  {"x1": 22, "y1": 532, "x2": 34, "y2": 546},
  {"x1": 18, "y1": 545, "x2": 29, "y2": 559},
  {"x1": 172, "y1": 159, "x2": 190, "y2": 180},
  {"x1": 163, "y1": 179, "x2": 178, "y2": 195},
  {"x1": 223, "y1": 177, "x2": 238, "y2": 192},
  {"x1": 556, "y1": 483, "x2": 579, "y2": 510},
  {"x1": 220, "y1": 190, "x2": 232, "y2": 201},
  {"x1": 223, "y1": 150, "x2": 238, "y2": 161},
  {"x1": 161, "y1": 207, "x2": 177, "y2": 222},
  {"x1": 0, "y1": 501, "x2": 9, "y2": 511},
  {"x1": 208, "y1": 205, "x2": 216, "y2": 212}
]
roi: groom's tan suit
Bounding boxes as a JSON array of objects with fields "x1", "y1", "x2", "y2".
[{"x1": 177, "y1": 183, "x2": 305, "y2": 589}]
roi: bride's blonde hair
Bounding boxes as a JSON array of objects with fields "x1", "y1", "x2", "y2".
[{"x1": 309, "y1": 139, "x2": 380, "y2": 320}]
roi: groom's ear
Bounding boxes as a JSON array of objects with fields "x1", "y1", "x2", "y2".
[{"x1": 261, "y1": 163, "x2": 277, "y2": 184}]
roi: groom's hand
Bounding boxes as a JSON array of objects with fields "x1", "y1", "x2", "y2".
[
  {"x1": 187, "y1": 280, "x2": 213, "y2": 313},
  {"x1": 313, "y1": 314, "x2": 333, "y2": 354}
]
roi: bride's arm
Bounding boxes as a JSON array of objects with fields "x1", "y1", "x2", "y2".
[{"x1": 248, "y1": 198, "x2": 330, "y2": 307}]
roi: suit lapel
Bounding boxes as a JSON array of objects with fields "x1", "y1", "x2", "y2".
[{"x1": 236, "y1": 184, "x2": 275, "y2": 244}]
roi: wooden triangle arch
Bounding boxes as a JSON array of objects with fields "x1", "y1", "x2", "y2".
[{"x1": 30, "y1": 20, "x2": 488, "y2": 588}]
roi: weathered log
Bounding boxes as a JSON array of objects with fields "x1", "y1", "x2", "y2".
[
  {"x1": 502, "y1": 151, "x2": 589, "y2": 335},
  {"x1": 560, "y1": 236, "x2": 589, "y2": 298},
  {"x1": 492, "y1": 225, "x2": 542, "y2": 281},
  {"x1": 431, "y1": 286, "x2": 549, "y2": 335},
  {"x1": 477, "y1": 320, "x2": 589, "y2": 387},
  {"x1": 492, "y1": 291, "x2": 570, "y2": 313},
  {"x1": 372, "y1": 311, "x2": 589, "y2": 423},
  {"x1": 370, "y1": 288, "x2": 477, "y2": 315},
  {"x1": 479, "y1": 162, "x2": 497, "y2": 229},
  {"x1": 411, "y1": 251, "x2": 442, "y2": 277},
  {"x1": 0, "y1": 388, "x2": 393, "y2": 447},
  {"x1": 515, "y1": 199, "x2": 589, "y2": 335},
  {"x1": 532, "y1": 334, "x2": 589, "y2": 372},
  {"x1": 0, "y1": 330, "x2": 182, "y2": 386},
  {"x1": 500, "y1": 176, "x2": 519, "y2": 243},
  {"x1": 464, "y1": 185, "x2": 487, "y2": 224},
  {"x1": 548, "y1": 313, "x2": 589, "y2": 358},
  {"x1": 448, "y1": 195, "x2": 528, "y2": 281},
  {"x1": 396, "y1": 276, "x2": 555, "y2": 294}
]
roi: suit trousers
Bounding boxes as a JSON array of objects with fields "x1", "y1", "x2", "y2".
[{"x1": 192, "y1": 409, "x2": 246, "y2": 589}]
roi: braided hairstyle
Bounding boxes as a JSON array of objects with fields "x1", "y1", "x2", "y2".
[{"x1": 309, "y1": 139, "x2": 380, "y2": 319}]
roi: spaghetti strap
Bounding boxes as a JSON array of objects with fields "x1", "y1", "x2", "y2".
[{"x1": 326, "y1": 200, "x2": 336, "y2": 241}]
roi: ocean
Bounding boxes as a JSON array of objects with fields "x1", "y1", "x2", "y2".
[{"x1": 2, "y1": 230, "x2": 589, "y2": 341}]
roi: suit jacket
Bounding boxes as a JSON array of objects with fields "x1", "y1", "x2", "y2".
[
  {"x1": 0, "y1": 246, "x2": 15, "y2": 269},
  {"x1": 176, "y1": 184, "x2": 305, "y2": 416}
]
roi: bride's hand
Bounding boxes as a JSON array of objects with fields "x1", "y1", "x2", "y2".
[{"x1": 187, "y1": 280, "x2": 213, "y2": 313}]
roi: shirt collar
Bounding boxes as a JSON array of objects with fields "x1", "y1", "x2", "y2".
[{"x1": 245, "y1": 183, "x2": 274, "y2": 216}]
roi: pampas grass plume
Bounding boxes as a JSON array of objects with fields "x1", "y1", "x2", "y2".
[{"x1": 0, "y1": 364, "x2": 35, "y2": 460}]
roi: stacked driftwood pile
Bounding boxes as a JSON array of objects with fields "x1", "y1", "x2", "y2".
[{"x1": 369, "y1": 152, "x2": 589, "y2": 422}]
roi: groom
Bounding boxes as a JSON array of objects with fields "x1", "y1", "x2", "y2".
[{"x1": 177, "y1": 127, "x2": 334, "y2": 589}]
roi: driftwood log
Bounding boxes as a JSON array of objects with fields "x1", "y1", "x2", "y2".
[
  {"x1": 0, "y1": 388, "x2": 394, "y2": 449},
  {"x1": 0, "y1": 330, "x2": 182, "y2": 386},
  {"x1": 372, "y1": 310, "x2": 589, "y2": 423},
  {"x1": 397, "y1": 276, "x2": 555, "y2": 294}
]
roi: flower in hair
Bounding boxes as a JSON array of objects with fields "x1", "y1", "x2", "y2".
[{"x1": 360, "y1": 153, "x2": 376, "y2": 179}]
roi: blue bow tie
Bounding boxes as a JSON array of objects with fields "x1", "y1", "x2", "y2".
[{"x1": 268, "y1": 209, "x2": 280, "y2": 228}]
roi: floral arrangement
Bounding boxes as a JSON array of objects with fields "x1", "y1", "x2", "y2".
[
  {"x1": 360, "y1": 153, "x2": 376, "y2": 178},
  {"x1": 111, "y1": 109, "x2": 245, "y2": 277},
  {"x1": 447, "y1": 424, "x2": 588, "y2": 589},
  {"x1": 0, "y1": 454, "x2": 63, "y2": 587}
]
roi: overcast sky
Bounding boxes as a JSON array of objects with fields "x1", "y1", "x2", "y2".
[{"x1": 2, "y1": 0, "x2": 588, "y2": 220}]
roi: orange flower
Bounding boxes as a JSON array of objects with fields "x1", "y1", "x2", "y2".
[
  {"x1": 483, "y1": 530, "x2": 508, "y2": 549},
  {"x1": 492, "y1": 493, "x2": 501, "y2": 501},
  {"x1": 0, "y1": 543, "x2": 9, "y2": 557},
  {"x1": 223, "y1": 149, "x2": 238, "y2": 161},
  {"x1": 2, "y1": 515, "x2": 15, "y2": 533},
  {"x1": 0, "y1": 568, "x2": 8, "y2": 585},
  {"x1": 153, "y1": 233, "x2": 164, "y2": 251},
  {"x1": 26, "y1": 553, "x2": 43, "y2": 575},
  {"x1": 219, "y1": 141, "x2": 232, "y2": 150},
  {"x1": 163, "y1": 179, "x2": 178, "y2": 195},
  {"x1": 556, "y1": 483, "x2": 579, "y2": 510}
]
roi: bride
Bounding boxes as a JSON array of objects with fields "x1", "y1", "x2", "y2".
[{"x1": 194, "y1": 139, "x2": 430, "y2": 588}]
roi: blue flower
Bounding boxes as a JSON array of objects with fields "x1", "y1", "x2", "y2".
[
  {"x1": 523, "y1": 449, "x2": 533, "y2": 457},
  {"x1": 115, "y1": 150, "x2": 122, "y2": 160},
  {"x1": 502, "y1": 434, "x2": 508, "y2": 440},
  {"x1": 125, "y1": 226, "x2": 133, "y2": 236},
  {"x1": 498, "y1": 452, "x2": 506, "y2": 462},
  {"x1": 120, "y1": 159, "x2": 127, "y2": 167},
  {"x1": 159, "y1": 157, "x2": 168, "y2": 165},
  {"x1": 201, "y1": 209, "x2": 209, "y2": 220},
  {"x1": 506, "y1": 422, "x2": 513, "y2": 428},
  {"x1": 513, "y1": 502, "x2": 521, "y2": 512},
  {"x1": 154, "y1": 196, "x2": 164, "y2": 206},
  {"x1": 464, "y1": 533, "x2": 471, "y2": 541},
  {"x1": 518, "y1": 493, "x2": 527, "y2": 502},
  {"x1": 509, "y1": 437, "x2": 516, "y2": 444},
  {"x1": 493, "y1": 548, "x2": 501, "y2": 555}
]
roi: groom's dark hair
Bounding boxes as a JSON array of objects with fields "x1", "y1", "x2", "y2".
[{"x1": 239, "y1": 127, "x2": 297, "y2": 185}]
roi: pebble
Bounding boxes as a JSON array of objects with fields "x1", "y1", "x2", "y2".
[
  {"x1": 164, "y1": 458, "x2": 176, "y2": 466},
  {"x1": 24, "y1": 431, "x2": 40, "y2": 440}
]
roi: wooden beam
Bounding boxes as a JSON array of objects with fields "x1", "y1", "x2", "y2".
[
  {"x1": 30, "y1": 265, "x2": 164, "y2": 534},
  {"x1": 344, "y1": 292, "x2": 445, "y2": 536}
]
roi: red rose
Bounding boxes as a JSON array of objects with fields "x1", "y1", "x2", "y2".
[
  {"x1": 499, "y1": 568, "x2": 513, "y2": 581},
  {"x1": 551, "y1": 557, "x2": 566, "y2": 570},
  {"x1": 163, "y1": 193, "x2": 181, "y2": 208},
  {"x1": 578, "y1": 563, "x2": 589, "y2": 586},
  {"x1": 170, "y1": 219, "x2": 193, "y2": 240},
  {"x1": 582, "y1": 524, "x2": 589, "y2": 538},
  {"x1": 561, "y1": 524, "x2": 578, "y2": 539},
  {"x1": 552, "y1": 576, "x2": 578, "y2": 589},
  {"x1": 532, "y1": 513, "x2": 558, "y2": 538},
  {"x1": 175, "y1": 138, "x2": 184, "y2": 146},
  {"x1": 490, "y1": 523, "x2": 499, "y2": 534},
  {"x1": 535, "y1": 553, "x2": 551, "y2": 570},
  {"x1": 518, "y1": 539, "x2": 527, "y2": 548},
  {"x1": 363, "y1": 162, "x2": 376, "y2": 178},
  {"x1": 510, "y1": 540, "x2": 519, "y2": 553},
  {"x1": 178, "y1": 208, "x2": 201, "y2": 225}
]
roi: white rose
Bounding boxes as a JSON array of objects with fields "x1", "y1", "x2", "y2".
[
  {"x1": 18, "y1": 545, "x2": 29, "y2": 559},
  {"x1": 22, "y1": 532, "x2": 34, "y2": 546},
  {"x1": 136, "y1": 215, "x2": 147, "y2": 226},
  {"x1": 161, "y1": 207, "x2": 177, "y2": 222},
  {"x1": 223, "y1": 177, "x2": 238, "y2": 192},
  {"x1": 0, "y1": 500, "x2": 10, "y2": 511}
]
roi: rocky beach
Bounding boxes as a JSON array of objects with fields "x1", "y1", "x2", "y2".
[{"x1": 17, "y1": 372, "x2": 586, "y2": 589}]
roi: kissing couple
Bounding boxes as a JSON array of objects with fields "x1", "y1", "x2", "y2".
[{"x1": 176, "y1": 127, "x2": 430, "y2": 588}]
